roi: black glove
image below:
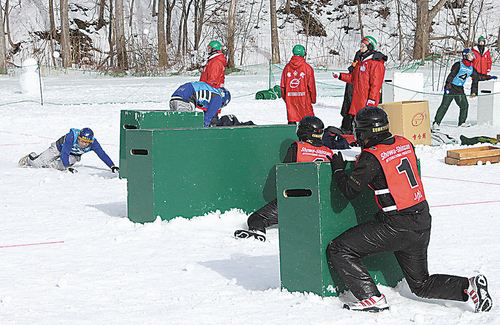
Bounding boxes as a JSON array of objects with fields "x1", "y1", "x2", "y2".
[
  {"x1": 111, "y1": 166, "x2": 120, "y2": 173},
  {"x1": 328, "y1": 152, "x2": 346, "y2": 174},
  {"x1": 67, "y1": 167, "x2": 78, "y2": 174}
]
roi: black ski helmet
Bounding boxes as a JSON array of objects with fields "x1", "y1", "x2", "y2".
[
  {"x1": 353, "y1": 107, "x2": 390, "y2": 146},
  {"x1": 297, "y1": 116, "x2": 324, "y2": 142}
]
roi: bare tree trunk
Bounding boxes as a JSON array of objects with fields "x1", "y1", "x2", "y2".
[
  {"x1": 0, "y1": 3, "x2": 7, "y2": 74},
  {"x1": 158, "y1": 0, "x2": 168, "y2": 66},
  {"x1": 497, "y1": 26, "x2": 500, "y2": 51},
  {"x1": 182, "y1": 0, "x2": 194, "y2": 55},
  {"x1": 413, "y1": 0, "x2": 448, "y2": 60},
  {"x1": 356, "y1": 0, "x2": 364, "y2": 37},
  {"x1": 176, "y1": 0, "x2": 186, "y2": 57},
  {"x1": 115, "y1": 0, "x2": 128, "y2": 70},
  {"x1": 269, "y1": 0, "x2": 280, "y2": 64},
  {"x1": 4, "y1": 0, "x2": 16, "y2": 48},
  {"x1": 285, "y1": 0, "x2": 291, "y2": 14},
  {"x1": 166, "y1": 0, "x2": 176, "y2": 45},
  {"x1": 60, "y1": 0, "x2": 72, "y2": 68},
  {"x1": 96, "y1": 0, "x2": 106, "y2": 30},
  {"x1": 49, "y1": 0, "x2": 57, "y2": 38},
  {"x1": 395, "y1": 0, "x2": 403, "y2": 61},
  {"x1": 129, "y1": 0, "x2": 135, "y2": 28},
  {"x1": 193, "y1": 0, "x2": 207, "y2": 51},
  {"x1": 152, "y1": 0, "x2": 157, "y2": 17},
  {"x1": 240, "y1": 0, "x2": 256, "y2": 65},
  {"x1": 109, "y1": 0, "x2": 114, "y2": 67},
  {"x1": 227, "y1": 0, "x2": 237, "y2": 68}
]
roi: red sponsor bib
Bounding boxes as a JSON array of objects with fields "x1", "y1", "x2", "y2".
[
  {"x1": 364, "y1": 136, "x2": 426, "y2": 211},
  {"x1": 296, "y1": 141, "x2": 333, "y2": 162}
]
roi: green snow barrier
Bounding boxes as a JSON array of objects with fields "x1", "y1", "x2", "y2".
[
  {"x1": 126, "y1": 125, "x2": 296, "y2": 223},
  {"x1": 277, "y1": 162, "x2": 405, "y2": 297},
  {"x1": 119, "y1": 110, "x2": 204, "y2": 179}
]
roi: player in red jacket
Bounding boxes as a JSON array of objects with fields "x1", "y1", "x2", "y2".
[
  {"x1": 333, "y1": 36, "x2": 387, "y2": 129},
  {"x1": 200, "y1": 40, "x2": 227, "y2": 88},
  {"x1": 280, "y1": 44, "x2": 317, "y2": 124},
  {"x1": 471, "y1": 36, "x2": 493, "y2": 97}
]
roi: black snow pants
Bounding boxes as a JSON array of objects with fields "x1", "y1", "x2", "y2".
[
  {"x1": 340, "y1": 83, "x2": 354, "y2": 133},
  {"x1": 247, "y1": 199, "x2": 278, "y2": 233},
  {"x1": 326, "y1": 212, "x2": 469, "y2": 301}
]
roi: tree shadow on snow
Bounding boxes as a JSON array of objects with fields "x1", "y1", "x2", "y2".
[
  {"x1": 199, "y1": 253, "x2": 280, "y2": 291},
  {"x1": 88, "y1": 201, "x2": 127, "y2": 218}
]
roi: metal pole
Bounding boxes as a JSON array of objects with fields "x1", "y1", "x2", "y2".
[{"x1": 38, "y1": 62, "x2": 44, "y2": 106}]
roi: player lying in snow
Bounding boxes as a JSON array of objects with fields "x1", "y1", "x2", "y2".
[
  {"x1": 326, "y1": 106, "x2": 492, "y2": 313},
  {"x1": 18, "y1": 127, "x2": 119, "y2": 174}
]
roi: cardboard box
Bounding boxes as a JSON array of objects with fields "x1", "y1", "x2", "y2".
[{"x1": 380, "y1": 100, "x2": 431, "y2": 146}]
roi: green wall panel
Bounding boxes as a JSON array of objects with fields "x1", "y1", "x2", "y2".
[
  {"x1": 126, "y1": 125, "x2": 296, "y2": 223},
  {"x1": 277, "y1": 162, "x2": 405, "y2": 297},
  {"x1": 119, "y1": 110, "x2": 203, "y2": 179}
]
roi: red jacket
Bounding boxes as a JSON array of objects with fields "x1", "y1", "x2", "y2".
[
  {"x1": 280, "y1": 56, "x2": 317, "y2": 123},
  {"x1": 472, "y1": 47, "x2": 492, "y2": 74},
  {"x1": 200, "y1": 52, "x2": 227, "y2": 88},
  {"x1": 339, "y1": 51, "x2": 386, "y2": 116}
]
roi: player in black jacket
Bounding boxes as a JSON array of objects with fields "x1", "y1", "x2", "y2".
[
  {"x1": 234, "y1": 116, "x2": 332, "y2": 242},
  {"x1": 326, "y1": 106, "x2": 492, "y2": 312}
]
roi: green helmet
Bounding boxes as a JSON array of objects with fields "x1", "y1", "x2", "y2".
[
  {"x1": 208, "y1": 40, "x2": 222, "y2": 51},
  {"x1": 292, "y1": 44, "x2": 306, "y2": 57},
  {"x1": 361, "y1": 35, "x2": 377, "y2": 49},
  {"x1": 478, "y1": 35, "x2": 486, "y2": 43}
]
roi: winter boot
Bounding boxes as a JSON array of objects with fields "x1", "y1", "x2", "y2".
[
  {"x1": 18, "y1": 152, "x2": 37, "y2": 167},
  {"x1": 234, "y1": 229, "x2": 266, "y2": 242},
  {"x1": 431, "y1": 122, "x2": 440, "y2": 131},
  {"x1": 465, "y1": 274, "x2": 492, "y2": 313},
  {"x1": 343, "y1": 294, "x2": 389, "y2": 312}
]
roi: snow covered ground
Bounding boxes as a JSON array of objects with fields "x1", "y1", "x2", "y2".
[{"x1": 0, "y1": 67, "x2": 499, "y2": 324}]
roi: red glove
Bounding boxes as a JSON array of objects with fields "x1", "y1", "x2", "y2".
[{"x1": 332, "y1": 72, "x2": 339, "y2": 79}]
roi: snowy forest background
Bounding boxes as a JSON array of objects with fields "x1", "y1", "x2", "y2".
[{"x1": 0, "y1": 0, "x2": 499, "y2": 75}]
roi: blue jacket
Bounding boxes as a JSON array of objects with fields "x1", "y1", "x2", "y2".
[
  {"x1": 56, "y1": 129, "x2": 115, "y2": 168},
  {"x1": 171, "y1": 81, "x2": 224, "y2": 126}
]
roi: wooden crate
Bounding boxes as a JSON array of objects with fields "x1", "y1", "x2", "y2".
[{"x1": 445, "y1": 146, "x2": 500, "y2": 166}]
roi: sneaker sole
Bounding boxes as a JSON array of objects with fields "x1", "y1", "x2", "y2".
[
  {"x1": 234, "y1": 230, "x2": 266, "y2": 242},
  {"x1": 475, "y1": 275, "x2": 493, "y2": 312},
  {"x1": 343, "y1": 304, "x2": 389, "y2": 313}
]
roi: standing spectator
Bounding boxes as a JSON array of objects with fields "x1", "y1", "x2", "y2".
[
  {"x1": 200, "y1": 40, "x2": 227, "y2": 88},
  {"x1": 471, "y1": 36, "x2": 493, "y2": 97},
  {"x1": 333, "y1": 36, "x2": 387, "y2": 131},
  {"x1": 433, "y1": 48, "x2": 496, "y2": 129},
  {"x1": 280, "y1": 44, "x2": 317, "y2": 124},
  {"x1": 340, "y1": 50, "x2": 362, "y2": 133}
]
